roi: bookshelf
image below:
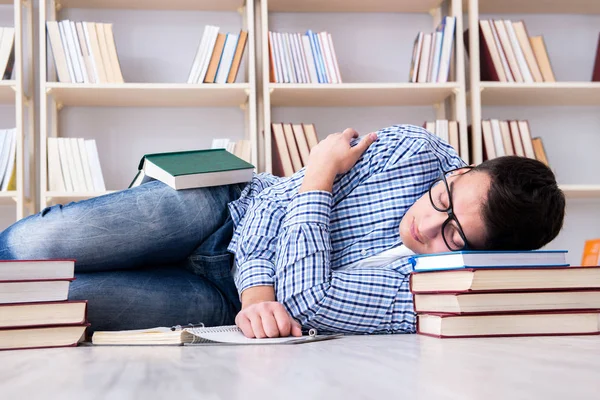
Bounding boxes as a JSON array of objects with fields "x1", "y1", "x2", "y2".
[
  {"x1": 466, "y1": 0, "x2": 600, "y2": 200},
  {"x1": 0, "y1": 0, "x2": 34, "y2": 226},
  {"x1": 259, "y1": 0, "x2": 469, "y2": 174},
  {"x1": 39, "y1": 0, "x2": 256, "y2": 208}
]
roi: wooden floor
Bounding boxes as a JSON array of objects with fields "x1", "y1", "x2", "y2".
[{"x1": 1, "y1": 334, "x2": 599, "y2": 399}]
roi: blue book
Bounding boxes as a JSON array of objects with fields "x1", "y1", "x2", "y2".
[
  {"x1": 306, "y1": 30, "x2": 323, "y2": 83},
  {"x1": 409, "y1": 250, "x2": 569, "y2": 272}
]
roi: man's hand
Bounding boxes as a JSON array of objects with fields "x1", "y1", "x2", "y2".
[
  {"x1": 300, "y1": 128, "x2": 377, "y2": 193},
  {"x1": 235, "y1": 301, "x2": 303, "y2": 338}
]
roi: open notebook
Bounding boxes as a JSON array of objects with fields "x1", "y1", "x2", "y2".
[{"x1": 92, "y1": 325, "x2": 342, "y2": 346}]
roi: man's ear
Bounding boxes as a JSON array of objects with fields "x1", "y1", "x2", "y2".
[{"x1": 450, "y1": 167, "x2": 473, "y2": 176}]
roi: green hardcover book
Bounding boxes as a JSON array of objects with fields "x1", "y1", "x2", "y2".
[{"x1": 129, "y1": 149, "x2": 254, "y2": 190}]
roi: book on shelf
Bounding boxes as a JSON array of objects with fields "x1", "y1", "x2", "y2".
[
  {"x1": 468, "y1": 19, "x2": 555, "y2": 83},
  {"x1": 187, "y1": 26, "x2": 248, "y2": 84},
  {"x1": 0, "y1": 128, "x2": 17, "y2": 191},
  {"x1": 409, "y1": 249, "x2": 568, "y2": 272},
  {"x1": 271, "y1": 123, "x2": 319, "y2": 177},
  {"x1": 47, "y1": 137, "x2": 106, "y2": 193},
  {"x1": 210, "y1": 138, "x2": 252, "y2": 164},
  {"x1": 0, "y1": 27, "x2": 15, "y2": 81},
  {"x1": 593, "y1": 33, "x2": 600, "y2": 81},
  {"x1": 423, "y1": 120, "x2": 462, "y2": 159},
  {"x1": 480, "y1": 119, "x2": 547, "y2": 164},
  {"x1": 416, "y1": 311, "x2": 600, "y2": 338},
  {"x1": 409, "y1": 16, "x2": 456, "y2": 83},
  {"x1": 129, "y1": 148, "x2": 255, "y2": 190},
  {"x1": 92, "y1": 324, "x2": 340, "y2": 346},
  {"x1": 268, "y1": 30, "x2": 342, "y2": 84},
  {"x1": 409, "y1": 266, "x2": 600, "y2": 294},
  {"x1": 47, "y1": 20, "x2": 124, "y2": 83},
  {"x1": 414, "y1": 290, "x2": 600, "y2": 314},
  {"x1": 582, "y1": 239, "x2": 600, "y2": 266}
]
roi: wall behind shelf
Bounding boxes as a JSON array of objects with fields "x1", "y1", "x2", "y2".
[{"x1": 479, "y1": 13, "x2": 600, "y2": 265}]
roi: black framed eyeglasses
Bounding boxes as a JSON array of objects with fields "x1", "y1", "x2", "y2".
[{"x1": 428, "y1": 166, "x2": 474, "y2": 251}]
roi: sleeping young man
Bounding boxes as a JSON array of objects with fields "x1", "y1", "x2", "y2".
[{"x1": 0, "y1": 125, "x2": 565, "y2": 338}]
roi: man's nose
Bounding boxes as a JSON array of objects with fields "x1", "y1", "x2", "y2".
[{"x1": 420, "y1": 212, "x2": 447, "y2": 240}]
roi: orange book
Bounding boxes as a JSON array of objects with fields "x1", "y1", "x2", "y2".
[
  {"x1": 529, "y1": 36, "x2": 556, "y2": 82},
  {"x1": 582, "y1": 239, "x2": 600, "y2": 266},
  {"x1": 204, "y1": 33, "x2": 227, "y2": 83},
  {"x1": 227, "y1": 31, "x2": 248, "y2": 84},
  {"x1": 531, "y1": 137, "x2": 549, "y2": 166}
]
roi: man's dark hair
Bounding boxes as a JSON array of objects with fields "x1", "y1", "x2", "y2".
[{"x1": 472, "y1": 156, "x2": 565, "y2": 251}]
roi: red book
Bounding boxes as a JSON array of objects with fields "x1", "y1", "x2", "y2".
[
  {"x1": 410, "y1": 266, "x2": 600, "y2": 294},
  {"x1": 0, "y1": 278, "x2": 74, "y2": 304},
  {"x1": 593, "y1": 33, "x2": 600, "y2": 81},
  {"x1": 417, "y1": 310, "x2": 600, "y2": 338},
  {"x1": 0, "y1": 300, "x2": 87, "y2": 328},
  {"x1": 0, "y1": 259, "x2": 74, "y2": 281},
  {"x1": 0, "y1": 323, "x2": 89, "y2": 350}
]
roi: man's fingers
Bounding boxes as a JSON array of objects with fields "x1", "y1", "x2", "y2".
[
  {"x1": 342, "y1": 128, "x2": 359, "y2": 139},
  {"x1": 236, "y1": 314, "x2": 255, "y2": 338},
  {"x1": 261, "y1": 312, "x2": 281, "y2": 338},
  {"x1": 273, "y1": 306, "x2": 292, "y2": 337},
  {"x1": 249, "y1": 314, "x2": 267, "y2": 339},
  {"x1": 352, "y1": 132, "x2": 377, "y2": 155},
  {"x1": 291, "y1": 320, "x2": 303, "y2": 337}
]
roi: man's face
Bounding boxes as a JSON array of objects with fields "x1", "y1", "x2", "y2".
[{"x1": 399, "y1": 169, "x2": 491, "y2": 254}]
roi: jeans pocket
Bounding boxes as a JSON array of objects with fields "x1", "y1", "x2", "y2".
[{"x1": 185, "y1": 253, "x2": 234, "y2": 280}]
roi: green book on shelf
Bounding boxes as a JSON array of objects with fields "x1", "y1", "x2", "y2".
[{"x1": 129, "y1": 149, "x2": 254, "y2": 190}]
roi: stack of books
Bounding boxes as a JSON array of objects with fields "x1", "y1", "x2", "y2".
[
  {"x1": 268, "y1": 30, "x2": 342, "y2": 84},
  {"x1": 0, "y1": 27, "x2": 15, "y2": 81},
  {"x1": 409, "y1": 250, "x2": 600, "y2": 338},
  {"x1": 271, "y1": 123, "x2": 319, "y2": 177},
  {"x1": 0, "y1": 128, "x2": 17, "y2": 192},
  {"x1": 187, "y1": 26, "x2": 248, "y2": 84},
  {"x1": 0, "y1": 260, "x2": 88, "y2": 350},
  {"x1": 46, "y1": 20, "x2": 124, "y2": 84},
  {"x1": 47, "y1": 137, "x2": 106, "y2": 193},
  {"x1": 409, "y1": 16, "x2": 456, "y2": 83},
  {"x1": 472, "y1": 19, "x2": 555, "y2": 83},
  {"x1": 423, "y1": 120, "x2": 461, "y2": 157},
  {"x1": 481, "y1": 119, "x2": 548, "y2": 165}
]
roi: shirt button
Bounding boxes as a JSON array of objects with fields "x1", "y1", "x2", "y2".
[{"x1": 360, "y1": 249, "x2": 367, "y2": 256}]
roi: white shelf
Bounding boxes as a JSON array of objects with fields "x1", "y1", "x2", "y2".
[
  {"x1": 0, "y1": 191, "x2": 17, "y2": 206},
  {"x1": 58, "y1": 0, "x2": 244, "y2": 11},
  {"x1": 268, "y1": 0, "x2": 444, "y2": 13},
  {"x1": 479, "y1": 82, "x2": 600, "y2": 106},
  {"x1": 560, "y1": 185, "x2": 600, "y2": 199},
  {"x1": 45, "y1": 83, "x2": 250, "y2": 107},
  {"x1": 473, "y1": 0, "x2": 600, "y2": 14},
  {"x1": 0, "y1": 80, "x2": 15, "y2": 104},
  {"x1": 269, "y1": 83, "x2": 459, "y2": 107},
  {"x1": 45, "y1": 191, "x2": 117, "y2": 202}
]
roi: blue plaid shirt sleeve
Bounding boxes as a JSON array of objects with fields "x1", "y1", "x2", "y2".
[{"x1": 275, "y1": 190, "x2": 413, "y2": 334}]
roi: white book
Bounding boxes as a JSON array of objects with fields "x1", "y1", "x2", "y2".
[
  {"x1": 490, "y1": 119, "x2": 506, "y2": 157},
  {"x1": 96, "y1": 23, "x2": 115, "y2": 83},
  {"x1": 301, "y1": 35, "x2": 318, "y2": 83},
  {"x1": 0, "y1": 130, "x2": 7, "y2": 187},
  {"x1": 275, "y1": 32, "x2": 288, "y2": 83},
  {"x1": 0, "y1": 27, "x2": 14, "y2": 79},
  {"x1": 0, "y1": 129, "x2": 16, "y2": 191},
  {"x1": 61, "y1": 21, "x2": 84, "y2": 83},
  {"x1": 70, "y1": 21, "x2": 89, "y2": 83},
  {"x1": 187, "y1": 25, "x2": 211, "y2": 84},
  {"x1": 65, "y1": 138, "x2": 86, "y2": 192},
  {"x1": 47, "y1": 137, "x2": 65, "y2": 192},
  {"x1": 281, "y1": 32, "x2": 293, "y2": 83},
  {"x1": 319, "y1": 32, "x2": 337, "y2": 84},
  {"x1": 46, "y1": 22, "x2": 71, "y2": 83},
  {"x1": 290, "y1": 33, "x2": 307, "y2": 83},
  {"x1": 58, "y1": 22, "x2": 76, "y2": 82},
  {"x1": 103, "y1": 23, "x2": 124, "y2": 83},
  {"x1": 77, "y1": 138, "x2": 94, "y2": 191},
  {"x1": 215, "y1": 33, "x2": 239, "y2": 84},
  {"x1": 296, "y1": 33, "x2": 311, "y2": 84},
  {"x1": 410, "y1": 32, "x2": 424, "y2": 83},
  {"x1": 327, "y1": 33, "x2": 342, "y2": 83},
  {"x1": 428, "y1": 31, "x2": 443, "y2": 83},
  {"x1": 77, "y1": 22, "x2": 97, "y2": 84},
  {"x1": 417, "y1": 33, "x2": 433, "y2": 83},
  {"x1": 283, "y1": 33, "x2": 297, "y2": 83},
  {"x1": 85, "y1": 140, "x2": 106, "y2": 192},
  {"x1": 56, "y1": 138, "x2": 74, "y2": 192},
  {"x1": 504, "y1": 20, "x2": 533, "y2": 83},
  {"x1": 195, "y1": 26, "x2": 220, "y2": 84},
  {"x1": 83, "y1": 22, "x2": 108, "y2": 84},
  {"x1": 60, "y1": 21, "x2": 83, "y2": 83},
  {"x1": 286, "y1": 32, "x2": 301, "y2": 83},
  {"x1": 436, "y1": 16, "x2": 456, "y2": 83},
  {"x1": 435, "y1": 120, "x2": 449, "y2": 143},
  {"x1": 490, "y1": 19, "x2": 515, "y2": 82}
]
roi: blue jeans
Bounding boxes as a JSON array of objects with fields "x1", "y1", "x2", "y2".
[{"x1": 0, "y1": 180, "x2": 245, "y2": 332}]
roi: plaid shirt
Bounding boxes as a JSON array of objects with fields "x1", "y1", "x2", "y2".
[{"x1": 227, "y1": 125, "x2": 465, "y2": 334}]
